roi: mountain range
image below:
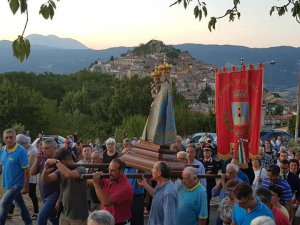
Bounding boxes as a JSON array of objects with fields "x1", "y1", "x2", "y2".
[{"x1": 0, "y1": 34, "x2": 299, "y2": 97}]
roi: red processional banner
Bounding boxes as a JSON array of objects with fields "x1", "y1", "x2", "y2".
[{"x1": 215, "y1": 64, "x2": 263, "y2": 167}]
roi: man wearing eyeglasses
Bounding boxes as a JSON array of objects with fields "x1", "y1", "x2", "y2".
[{"x1": 177, "y1": 166, "x2": 207, "y2": 225}]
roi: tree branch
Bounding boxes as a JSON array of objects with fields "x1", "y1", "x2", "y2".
[
  {"x1": 214, "y1": 6, "x2": 237, "y2": 20},
  {"x1": 21, "y1": 7, "x2": 29, "y2": 37},
  {"x1": 272, "y1": 0, "x2": 293, "y2": 9}
]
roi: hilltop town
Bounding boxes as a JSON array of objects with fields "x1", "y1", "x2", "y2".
[{"x1": 90, "y1": 40, "x2": 297, "y2": 130}]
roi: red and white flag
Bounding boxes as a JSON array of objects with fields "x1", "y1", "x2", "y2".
[{"x1": 215, "y1": 64, "x2": 263, "y2": 167}]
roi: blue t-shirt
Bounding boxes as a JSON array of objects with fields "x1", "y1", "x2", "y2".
[
  {"x1": 124, "y1": 168, "x2": 144, "y2": 195},
  {"x1": 148, "y1": 180, "x2": 178, "y2": 225},
  {"x1": 177, "y1": 183, "x2": 208, "y2": 225},
  {"x1": 0, "y1": 144, "x2": 29, "y2": 189},
  {"x1": 232, "y1": 197, "x2": 274, "y2": 225},
  {"x1": 237, "y1": 170, "x2": 250, "y2": 184}
]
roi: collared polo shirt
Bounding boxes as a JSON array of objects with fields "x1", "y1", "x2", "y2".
[
  {"x1": 100, "y1": 175, "x2": 134, "y2": 224},
  {"x1": 262, "y1": 177, "x2": 293, "y2": 204},
  {"x1": 232, "y1": 197, "x2": 274, "y2": 225},
  {"x1": 0, "y1": 144, "x2": 29, "y2": 189},
  {"x1": 178, "y1": 182, "x2": 208, "y2": 225}
]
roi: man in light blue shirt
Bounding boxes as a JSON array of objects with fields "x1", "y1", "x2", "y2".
[
  {"x1": 138, "y1": 161, "x2": 178, "y2": 225},
  {"x1": 231, "y1": 183, "x2": 274, "y2": 225},
  {"x1": 177, "y1": 166, "x2": 207, "y2": 225},
  {"x1": 186, "y1": 146, "x2": 207, "y2": 188},
  {"x1": 0, "y1": 128, "x2": 32, "y2": 225}
]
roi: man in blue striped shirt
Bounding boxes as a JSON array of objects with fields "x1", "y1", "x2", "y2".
[{"x1": 261, "y1": 164, "x2": 293, "y2": 216}]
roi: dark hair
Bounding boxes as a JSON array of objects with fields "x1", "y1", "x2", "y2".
[
  {"x1": 268, "y1": 184, "x2": 283, "y2": 197},
  {"x1": 289, "y1": 159, "x2": 299, "y2": 168},
  {"x1": 225, "y1": 179, "x2": 239, "y2": 189},
  {"x1": 280, "y1": 159, "x2": 290, "y2": 165},
  {"x1": 111, "y1": 158, "x2": 126, "y2": 171},
  {"x1": 156, "y1": 161, "x2": 171, "y2": 179},
  {"x1": 82, "y1": 144, "x2": 92, "y2": 151},
  {"x1": 233, "y1": 182, "x2": 253, "y2": 199},
  {"x1": 54, "y1": 148, "x2": 72, "y2": 161},
  {"x1": 266, "y1": 165, "x2": 280, "y2": 176},
  {"x1": 256, "y1": 188, "x2": 272, "y2": 204}
]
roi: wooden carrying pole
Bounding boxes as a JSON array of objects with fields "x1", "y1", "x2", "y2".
[
  {"x1": 81, "y1": 173, "x2": 221, "y2": 179},
  {"x1": 66, "y1": 163, "x2": 199, "y2": 169}
]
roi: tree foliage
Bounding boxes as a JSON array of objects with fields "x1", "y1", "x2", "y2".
[
  {"x1": 171, "y1": 0, "x2": 300, "y2": 31},
  {"x1": 0, "y1": 71, "x2": 215, "y2": 141}
]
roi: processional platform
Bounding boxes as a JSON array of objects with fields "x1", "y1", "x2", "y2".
[{"x1": 120, "y1": 140, "x2": 185, "y2": 175}]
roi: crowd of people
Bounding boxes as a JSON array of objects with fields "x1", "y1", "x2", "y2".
[{"x1": 0, "y1": 128, "x2": 300, "y2": 225}]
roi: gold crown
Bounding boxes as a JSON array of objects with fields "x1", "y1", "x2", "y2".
[
  {"x1": 151, "y1": 66, "x2": 161, "y2": 80},
  {"x1": 151, "y1": 57, "x2": 172, "y2": 80}
]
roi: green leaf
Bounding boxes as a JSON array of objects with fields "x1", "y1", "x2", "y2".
[
  {"x1": 229, "y1": 13, "x2": 235, "y2": 21},
  {"x1": 270, "y1": 6, "x2": 275, "y2": 16},
  {"x1": 20, "y1": 0, "x2": 27, "y2": 13},
  {"x1": 237, "y1": 12, "x2": 241, "y2": 19},
  {"x1": 194, "y1": 6, "x2": 199, "y2": 18},
  {"x1": 208, "y1": 17, "x2": 217, "y2": 32},
  {"x1": 24, "y1": 39, "x2": 31, "y2": 59},
  {"x1": 184, "y1": 0, "x2": 187, "y2": 9},
  {"x1": 199, "y1": 9, "x2": 202, "y2": 21},
  {"x1": 233, "y1": 0, "x2": 240, "y2": 6},
  {"x1": 39, "y1": 4, "x2": 50, "y2": 19},
  {"x1": 12, "y1": 38, "x2": 20, "y2": 57},
  {"x1": 19, "y1": 39, "x2": 26, "y2": 62},
  {"x1": 49, "y1": 0, "x2": 56, "y2": 9},
  {"x1": 202, "y1": 6, "x2": 207, "y2": 17},
  {"x1": 9, "y1": 0, "x2": 20, "y2": 15},
  {"x1": 48, "y1": 5, "x2": 55, "y2": 19}
]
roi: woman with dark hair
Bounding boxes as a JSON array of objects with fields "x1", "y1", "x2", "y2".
[{"x1": 252, "y1": 158, "x2": 267, "y2": 193}]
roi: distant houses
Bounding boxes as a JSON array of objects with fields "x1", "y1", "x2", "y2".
[{"x1": 89, "y1": 48, "x2": 297, "y2": 130}]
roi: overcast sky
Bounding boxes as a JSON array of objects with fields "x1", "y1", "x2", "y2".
[{"x1": 1, "y1": 0, "x2": 299, "y2": 49}]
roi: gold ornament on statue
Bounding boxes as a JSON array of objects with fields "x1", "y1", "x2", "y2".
[{"x1": 151, "y1": 66, "x2": 161, "y2": 80}]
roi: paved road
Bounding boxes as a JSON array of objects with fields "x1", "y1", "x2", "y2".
[{"x1": 5, "y1": 195, "x2": 219, "y2": 225}]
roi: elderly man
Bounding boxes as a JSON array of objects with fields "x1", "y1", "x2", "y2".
[
  {"x1": 231, "y1": 183, "x2": 274, "y2": 225},
  {"x1": 177, "y1": 166, "x2": 207, "y2": 225},
  {"x1": 0, "y1": 128, "x2": 32, "y2": 225},
  {"x1": 177, "y1": 151, "x2": 188, "y2": 164},
  {"x1": 196, "y1": 137, "x2": 207, "y2": 160},
  {"x1": 122, "y1": 138, "x2": 133, "y2": 149},
  {"x1": 138, "y1": 161, "x2": 178, "y2": 225},
  {"x1": 262, "y1": 164, "x2": 293, "y2": 217},
  {"x1": 93, "y1": 158, "x2": 134, "y2": 225},
  {"x1": 258, "y1": 147, "x2": 274, "y2": 169},
  {"x1": 186, "y1": 146, "x2": 206, "y2": 188},
  {"x1": 31, "y1": 138, "x2": 60, "y2": 225},
  {"x1": 171, "y1": 135, "x2": 185, "y2": 152},
  {"x1": 88, "y1": 210, "x2": 115, "y2": 225},
  {"x1": 212, "y1": 163, "x2": 241, "y2": 201}
]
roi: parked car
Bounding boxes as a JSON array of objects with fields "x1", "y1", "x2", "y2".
[
  {"x1": 32, "y1": 135, "x2": 66, "y2": 149},
  {"x1": 260, "y1": 130, "x2": 294, "y2": 145}
]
